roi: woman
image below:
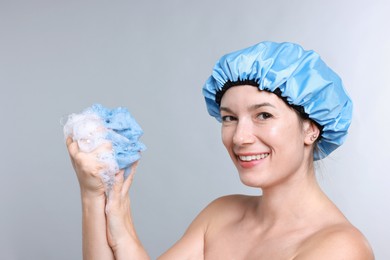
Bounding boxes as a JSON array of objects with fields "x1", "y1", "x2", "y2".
[{"x1": 66, "y1": 41, "x2": 374, "y2": 259}]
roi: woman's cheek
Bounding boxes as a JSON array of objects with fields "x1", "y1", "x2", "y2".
[
  {"x1": 265, "y1": 125, "x2": 281, "y2": 140},
  {"x1": 221, "y1": 127, "x2": 232, "y2": 148}
]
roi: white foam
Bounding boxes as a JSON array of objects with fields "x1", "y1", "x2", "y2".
[{"x1": 63, "y1": 111, "x2": 119, "y2": 194}]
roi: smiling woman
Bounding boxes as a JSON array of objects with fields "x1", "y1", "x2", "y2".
[
  {"x1": 199, "y1": 41, "x2": 373, "y2": 259},
  {"x1": 220, "y1": 86, "x2": 315, "y2": 189},
  {"x1": 66, "y1": 41, "x2": 374, "y2": 259}
]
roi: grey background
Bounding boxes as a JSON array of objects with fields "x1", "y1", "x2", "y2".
[{"x1": 1, "y1": 0, "x2": 389, "y2": 259}]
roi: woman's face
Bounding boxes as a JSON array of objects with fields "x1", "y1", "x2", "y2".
[{"x1": 220, "y1": 85, "x2": 312, "y2": 189}]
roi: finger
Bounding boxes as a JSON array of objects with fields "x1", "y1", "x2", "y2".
[
  {"x1": 66, "y1": 137, "x2": 80, "y2": 158},
  {"x1": 66, "y1": 136, "x2": 73, "y2": 147},
  {"x1": 91, "y1": 141, "x2": 114, "y2": 158},
  {"x1": 106, "y1": 169, "x2": 125, "y2": 210},
  {"x1": 122, "y1": 161, "x2": 139, "y2": 196},
  {"x1": 93, "y1": 140, "x2": 113, "y2": 152},
  {"x1": 113, "y1": 169, "x2": 125, "y2": 194}
]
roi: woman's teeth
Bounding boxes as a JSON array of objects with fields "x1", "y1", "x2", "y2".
[{"x1": 239, "y1": 153, "x2": 269, "y2": 161}]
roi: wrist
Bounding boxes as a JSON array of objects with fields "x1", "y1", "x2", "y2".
[
  {"x1": 80, "y1": 188, "x2": 107, "y2": 202},
  {"x1": 112, "y1": 238, "x2": 149, "y2": 260}
]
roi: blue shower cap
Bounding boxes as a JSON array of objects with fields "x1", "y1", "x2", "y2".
[{"x1": 202, "y1": 41, "x2": 352, "y2": 160}]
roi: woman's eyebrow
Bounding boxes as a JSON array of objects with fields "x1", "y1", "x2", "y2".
[
  {"x1": 220, "y1": 102, "x2": 275, "y2": 113},
  {"x1": 249, "y1": 102, "x2": 275, "y2": 110},
  {"x1": 220, "y1": 106, "x2": 233, "y2": 113}
]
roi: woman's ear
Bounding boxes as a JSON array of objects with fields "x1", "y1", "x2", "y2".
[{"x1": 303, "y1": 120, "x2": 320, "y2": 145}]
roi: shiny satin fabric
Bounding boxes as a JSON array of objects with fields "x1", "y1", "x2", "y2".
[{"x1": 202, "y1": 41, "x2": 352, "y2": 160}]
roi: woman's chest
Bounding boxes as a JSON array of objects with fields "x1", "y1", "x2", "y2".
[{"x1": 204, "y1": 224, "x2": 309, "y2": 260}]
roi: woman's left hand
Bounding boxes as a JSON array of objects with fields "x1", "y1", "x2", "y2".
[{"x1": 105, "y1": 162, "x2": 149, "y2": 259}]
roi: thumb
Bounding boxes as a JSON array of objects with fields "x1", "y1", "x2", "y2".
[
  {"x1": 122, "y1": 161, "x2": 139, "y2": 196},
  {"x1": 106, "y1": 169, "x2": 125, "y2": 204},
  {"x1": 113, "y1": 169, "x2": 125, "y2": 193}
]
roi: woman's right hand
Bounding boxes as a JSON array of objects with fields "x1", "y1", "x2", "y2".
[{"x1": 66, "y1": 137, "x2": 113, "y2": 198}]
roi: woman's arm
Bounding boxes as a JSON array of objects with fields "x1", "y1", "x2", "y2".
[
  {"x1": 66, "y1": 138, "x2": 115, "y2": 260},
  {"x1": 67, "y1": 137, "x2": 207, "y2": 259},
  {"x1": 81, "y1": 195, "x2": 114, "y2": 260},
  {"x1": 105, "y1": 164, "x2": 207, "y2": 260},
  {"x1": 105, "y1": 165, "x2": 150, "y2": 259},
  {"x1": 156, "y1": 214, "x2": 206, "y2": 260}
]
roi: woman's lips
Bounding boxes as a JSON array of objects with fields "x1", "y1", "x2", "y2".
[
  {"x1": 236, "y1": 153, "x2": 270, "y2": 168},
  {"x1": 238, "y1": 153, "x2": 269, "y2": 161}
]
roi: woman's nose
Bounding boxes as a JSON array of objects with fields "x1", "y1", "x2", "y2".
[{"x1": 233, "y1": 120, "x2": 255, "y2": 145}]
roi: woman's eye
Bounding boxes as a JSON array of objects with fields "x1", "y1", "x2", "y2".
[
  {"x1": 222, "y1": 115, "x2": 237, "y2": 122},
  {"x1": 257, "y1": 112, "x2": 272, "y2": 120}
]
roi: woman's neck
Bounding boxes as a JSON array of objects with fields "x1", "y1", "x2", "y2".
[{"x1": 254, "y1": 166, "x2": 335, "y2": 230}]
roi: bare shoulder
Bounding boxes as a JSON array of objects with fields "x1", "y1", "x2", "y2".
[
  {"x1": 296, "y1": 223, "x2": 374, "y2": 260},
  {"x1": 206, "y1": 194, "x2": 255, "y2": 210},
  {"x1": 203, "y1": 194, "x2": 257, "y2": 220},
  {"x1": 158, "y1": 194, "x2": 254, "y2": 259}
]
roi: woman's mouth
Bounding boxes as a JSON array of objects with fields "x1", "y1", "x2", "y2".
[{"x1": 238, "y1": 153, "x2": 269, "y2": 161}]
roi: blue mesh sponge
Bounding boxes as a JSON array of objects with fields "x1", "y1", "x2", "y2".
[
  {"x1": 86, "y1": 104, "x2": 146, "y2": 171},
  {"x1": 64, "y1": 104, "x2": 145, "y2": 179}
]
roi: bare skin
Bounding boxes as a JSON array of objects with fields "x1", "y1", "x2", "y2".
[
  {"x1": 67, "y1": 85, "x2": 374, "y2": 259},
  {"x1": 157, "y1": 86, "x2": 373, "y2": 259},
  {"x1": 67, "y1": 139, "x2": 148, "y2": 259},
  {"x1": 66, "y1": 138, "x2": 115, "y2": 260}
]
